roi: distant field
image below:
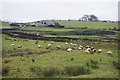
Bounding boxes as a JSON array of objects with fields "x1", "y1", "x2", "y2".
[
  {"x1": 1, "y1": 23, "x2": 10, "y2": 29},
  {"x1": 56, "y1": 21, "x2": 118, "y2": 29},
  {"x1": 22, "y1": 27, "x2": 75, "y2": 31}
]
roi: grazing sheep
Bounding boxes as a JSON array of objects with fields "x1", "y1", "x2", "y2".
[
  {"x1": 48, "y1": 44, "x2": 51, "y2": 47},
  {"x1": 93, "y1": 49, "x2": 96, "y2": 52},
  {"x1": 65, "y1": 42, "x2": 68, "y2": 45},
  {"x1": 72, "y1": 44, "x2": 77, "y2": 46},
  {"x1": 107, "y1": 51, "x2": 112, "y2": 56},
  {"x1": 70, "y1": 43, "x2": 73, "y2": 45},
  {"x1": 38, "y1": 45, "x2": 41, "y2": 48},
  {"x1": 67, "y1": 48, "x2": 72, "y2": 52},
  {"x1": 36, "y1": 34, "x2": 39, "y2": 36},
  {"x1": 98, "y1": 49, "x2": 102, "y2": 53},
  {"x1": 56, "y1": 45, "x2": 61, "y2": 49},
  {"x1": 10, "y1": 44, "x2": 15, "y2": 46},
  {"x1": 87, "y1": 48, "x2": 91, "y2": 51},
  {"x1": 79, "y1": 45, "x2": 83, "y2": 48},
  {"x1": 51, "y1": 41, "x2": 55, "y2": 44},
  {"x1": 18, "y1": 45, "x2": 22, "y2": 48},
  {"x1": 86, "y1": 45, "x2": 89, "y2": 48},
  {"x1": 85, "y1": 50, "x2": 90, "y2": 54},
  {"x1": 91, "y1": 46, "x2": 94, "y2": 50},
  {"x1": 78, "y1": 47, "x2": 82, "y2": 50}
]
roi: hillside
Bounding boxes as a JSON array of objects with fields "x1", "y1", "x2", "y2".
[{"x1": 56, "y1": 21, "x2": 118, "y2": 29}]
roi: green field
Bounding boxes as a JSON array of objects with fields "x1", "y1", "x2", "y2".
[
  {"x1": 2, "y1": 21, "x2": 119, "y2": 78},
  {"x1": 2, "y1": 34, "x2": 119, "y2": 78},
  {"x1": 56, "y1": 21, "x2": 118, "y2": 29},
  {"x1": 1, "y1": 22, "x2": 10, "y2": 29}
]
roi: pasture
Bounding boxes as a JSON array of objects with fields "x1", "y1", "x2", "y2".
[
  {"x1": 1, "y1": 21, "x2": 119, "y2": 78},
  {"x1": 1, "y1": 23, "x2": 10, "y2": 29},
  {"x1": 2, "y1": 34, "x2": 119, "y2": 78},
  {"x1": 56, "y1": 21, "x2": 118, "y2": 29}
]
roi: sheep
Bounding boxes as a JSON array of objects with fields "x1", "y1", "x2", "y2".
[
  {"x1": 56, "y1": 45, "x2": 61, "y2": 49},
  {"x1": 93, "y1": 49, "x2": 96, "y2": 52},
  {"x1": 86, "y1": 45, "x2": 89, "y2": 48},
  {"x1": 85, "y1": 50, "x2": 90, "y2": 54},
  {"x1": 67, "y1": 48, "x2": 72, "y2": 52},
  {"x1": 18, "y1": 45, "x2": 22, "y2": 48},
  {"x1": 98, "y1": 49, "x2": 102, "y2": 53},
  {"x1": 91, "y1": 46, "x2": 94, "y2": 50},
  {"x1": 38, "y1": 45, "x2": 41, "y2": 48},
  {"x1": 51, "y1": 41, "x2": 55, "y2": 44},
  {"x1": 65, "y1": 42, "x2": 68, "y2": 45},
  {"x1": 78, "y1": 47, "x2": 82, "y2": 50},
  {"x1": 79, "y1": 45, "x2": 83, "y2": 48},
  {"x1": 86, "y1": 48, "x2": 91, "y2": 51},
  {"x1": 72, "y1": 44, "x2": 77, "y2": 46},
  {"x1": 36, "y1": 34, "x2": 39, "y2": 36},
  {"x1": 107, "y1": 51, "x2": 112, "y2": 56},
  {"x1": 10, "y1": 44, "x2": 15, "y2": 46},
  {"x1": 48, "y1": 44, "x2": 51, "y2": 47},
  {"x1": 70, "y1": 43, "x2": 73, "y2": 45}
]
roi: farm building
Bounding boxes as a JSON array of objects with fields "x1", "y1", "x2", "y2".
[{"x1": 10, "y1": 23, "x2": 26, "y2": 29}]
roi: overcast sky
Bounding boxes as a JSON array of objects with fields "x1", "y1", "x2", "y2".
[{"x1": 0, "y1": 0, "x2": 119, "y2": 22}]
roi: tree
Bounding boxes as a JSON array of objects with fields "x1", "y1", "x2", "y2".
[{"x1": 81, "y1": 14, "x2": 98, "y2": 22}]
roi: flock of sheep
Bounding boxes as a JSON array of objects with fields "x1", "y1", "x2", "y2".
[{"x1": 10, "y1": 41, "x2": 112, "y2": 56}]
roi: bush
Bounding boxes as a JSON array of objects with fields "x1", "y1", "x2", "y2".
[
  {"x1": 86, "y1": 60, "x2": 99, "y2": 69},
  {"x1": 32, "y1": 59, "x2": 35, "y2": 62},
  {"x1": 113, "y1": 61, "x2": 120, "y2": 69},
  {"x1": 30, "y1": 66, "x2": 41, "y2": 75},
  {"x1": 64, "y1": 66, "x2": 90, "y2": 76},
  {"x1": 2, "y1": 67, "x2": 10, "y2": 76},
  {"x1": 35, "y1": 41, "x2": 39, "y2": 44},
  {"x1": 42, "y1": 67, "x2": 61, "y2": 77}
]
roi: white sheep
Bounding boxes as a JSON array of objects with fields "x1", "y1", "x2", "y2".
[
  {"x1": 91, "y1": 46, "x2": 94, "y2": 50},
  {"x1": 98, "y1": 49, "x2": 102, "y2": 53},
  {"x1": 79, "y1": 45, "x2": 83, "y2": 48},
  {"x1": 67, "y1": 48, "x2": 72, "y2": 52},
  {"x1": 107, "y1": 51, "x2": 112, "y2": 55},
  {"x1": 48, "y1": 44, "x2": 51, "y2": 47},
  {"x1": 51, "y1": 41, "x2": 55, "y2": 44},
  {"x1": 10, "y1": 44, "x2": 15, "y2": 46},
  {"x1": 87, "y1": 48, "x2": 91, "y2": 51},
  {"x1": 93, "y1": 49, "x2": 96, "y2": 52},
  {"x1": 85, "y1": 50, "x2": 90, "y2": 54},
  {"x1": 72, "y1": 44, "x2": 77, "y2": 46},
  {"x1": 70, "y1": 43, "x2": 73, "y2": 45},
  {"x1": 18, "y1": 45, "x2": 22, "y2": 48},
  {"x1": 38, "y1": 45, "x2": 41, "y2": 48},
  {"x1": 65, "y1": 42, "x2": 68, "y2": 45},
  {"x1": 36, "y1": 34, "x2": 39, "y2": 36},
  {"x1": 86, "y1": 45, "x2": 89, "y2": 48},
  {"x1": 56, "y1": 45, "x2": 61, "y2": 49},
  {"x1": 78, "y1": 47, "x2": 82, "y2": 50}
]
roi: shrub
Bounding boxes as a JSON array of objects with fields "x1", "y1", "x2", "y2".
[
  {"x1": 86, "y1": 60, "x2": 99, "y2": 69},
  {"x1": 42, "y1": 67, "x2": 61, "y2": 77},
  {"x1": 30, "y1": 66, "x2": 41, "y2": 75},
  {"x1": 2, "y1": 67, "x2": 10, "y2": 76},
  {"x1": 64, "y1": 66, "x2": 90, "y2": 76},
  {"x1": 113, "y1": 61, "x2": 120, "y2": 69},
  {"x1": 70, "y1": 58, "x2": 74, "y2": 61},
  {"x1": 35, "y1": 41, "x2": 39, "y2": 44},
  {"x1": 32, "y1": 59, "x2": 35, "y2": 62}
]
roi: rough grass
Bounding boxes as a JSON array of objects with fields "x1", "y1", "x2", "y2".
[{"x1": 2, "y1": 34, "x2": 118, "y2": 78}]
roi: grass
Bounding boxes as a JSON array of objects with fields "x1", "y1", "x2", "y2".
[
  {"x1": 56, "y1": 21, "x2": 118, "y2": 29},
  {"x1": 1, "y1": 22, "x2": 10, "y2": 29},
  {"x1": 2, "y1": 34, "x2": 118, "y2": 78}
]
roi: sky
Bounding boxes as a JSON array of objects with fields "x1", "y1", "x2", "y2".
[{"x1": 0, "y1": 0, "x2": 119, "y2": 22}]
